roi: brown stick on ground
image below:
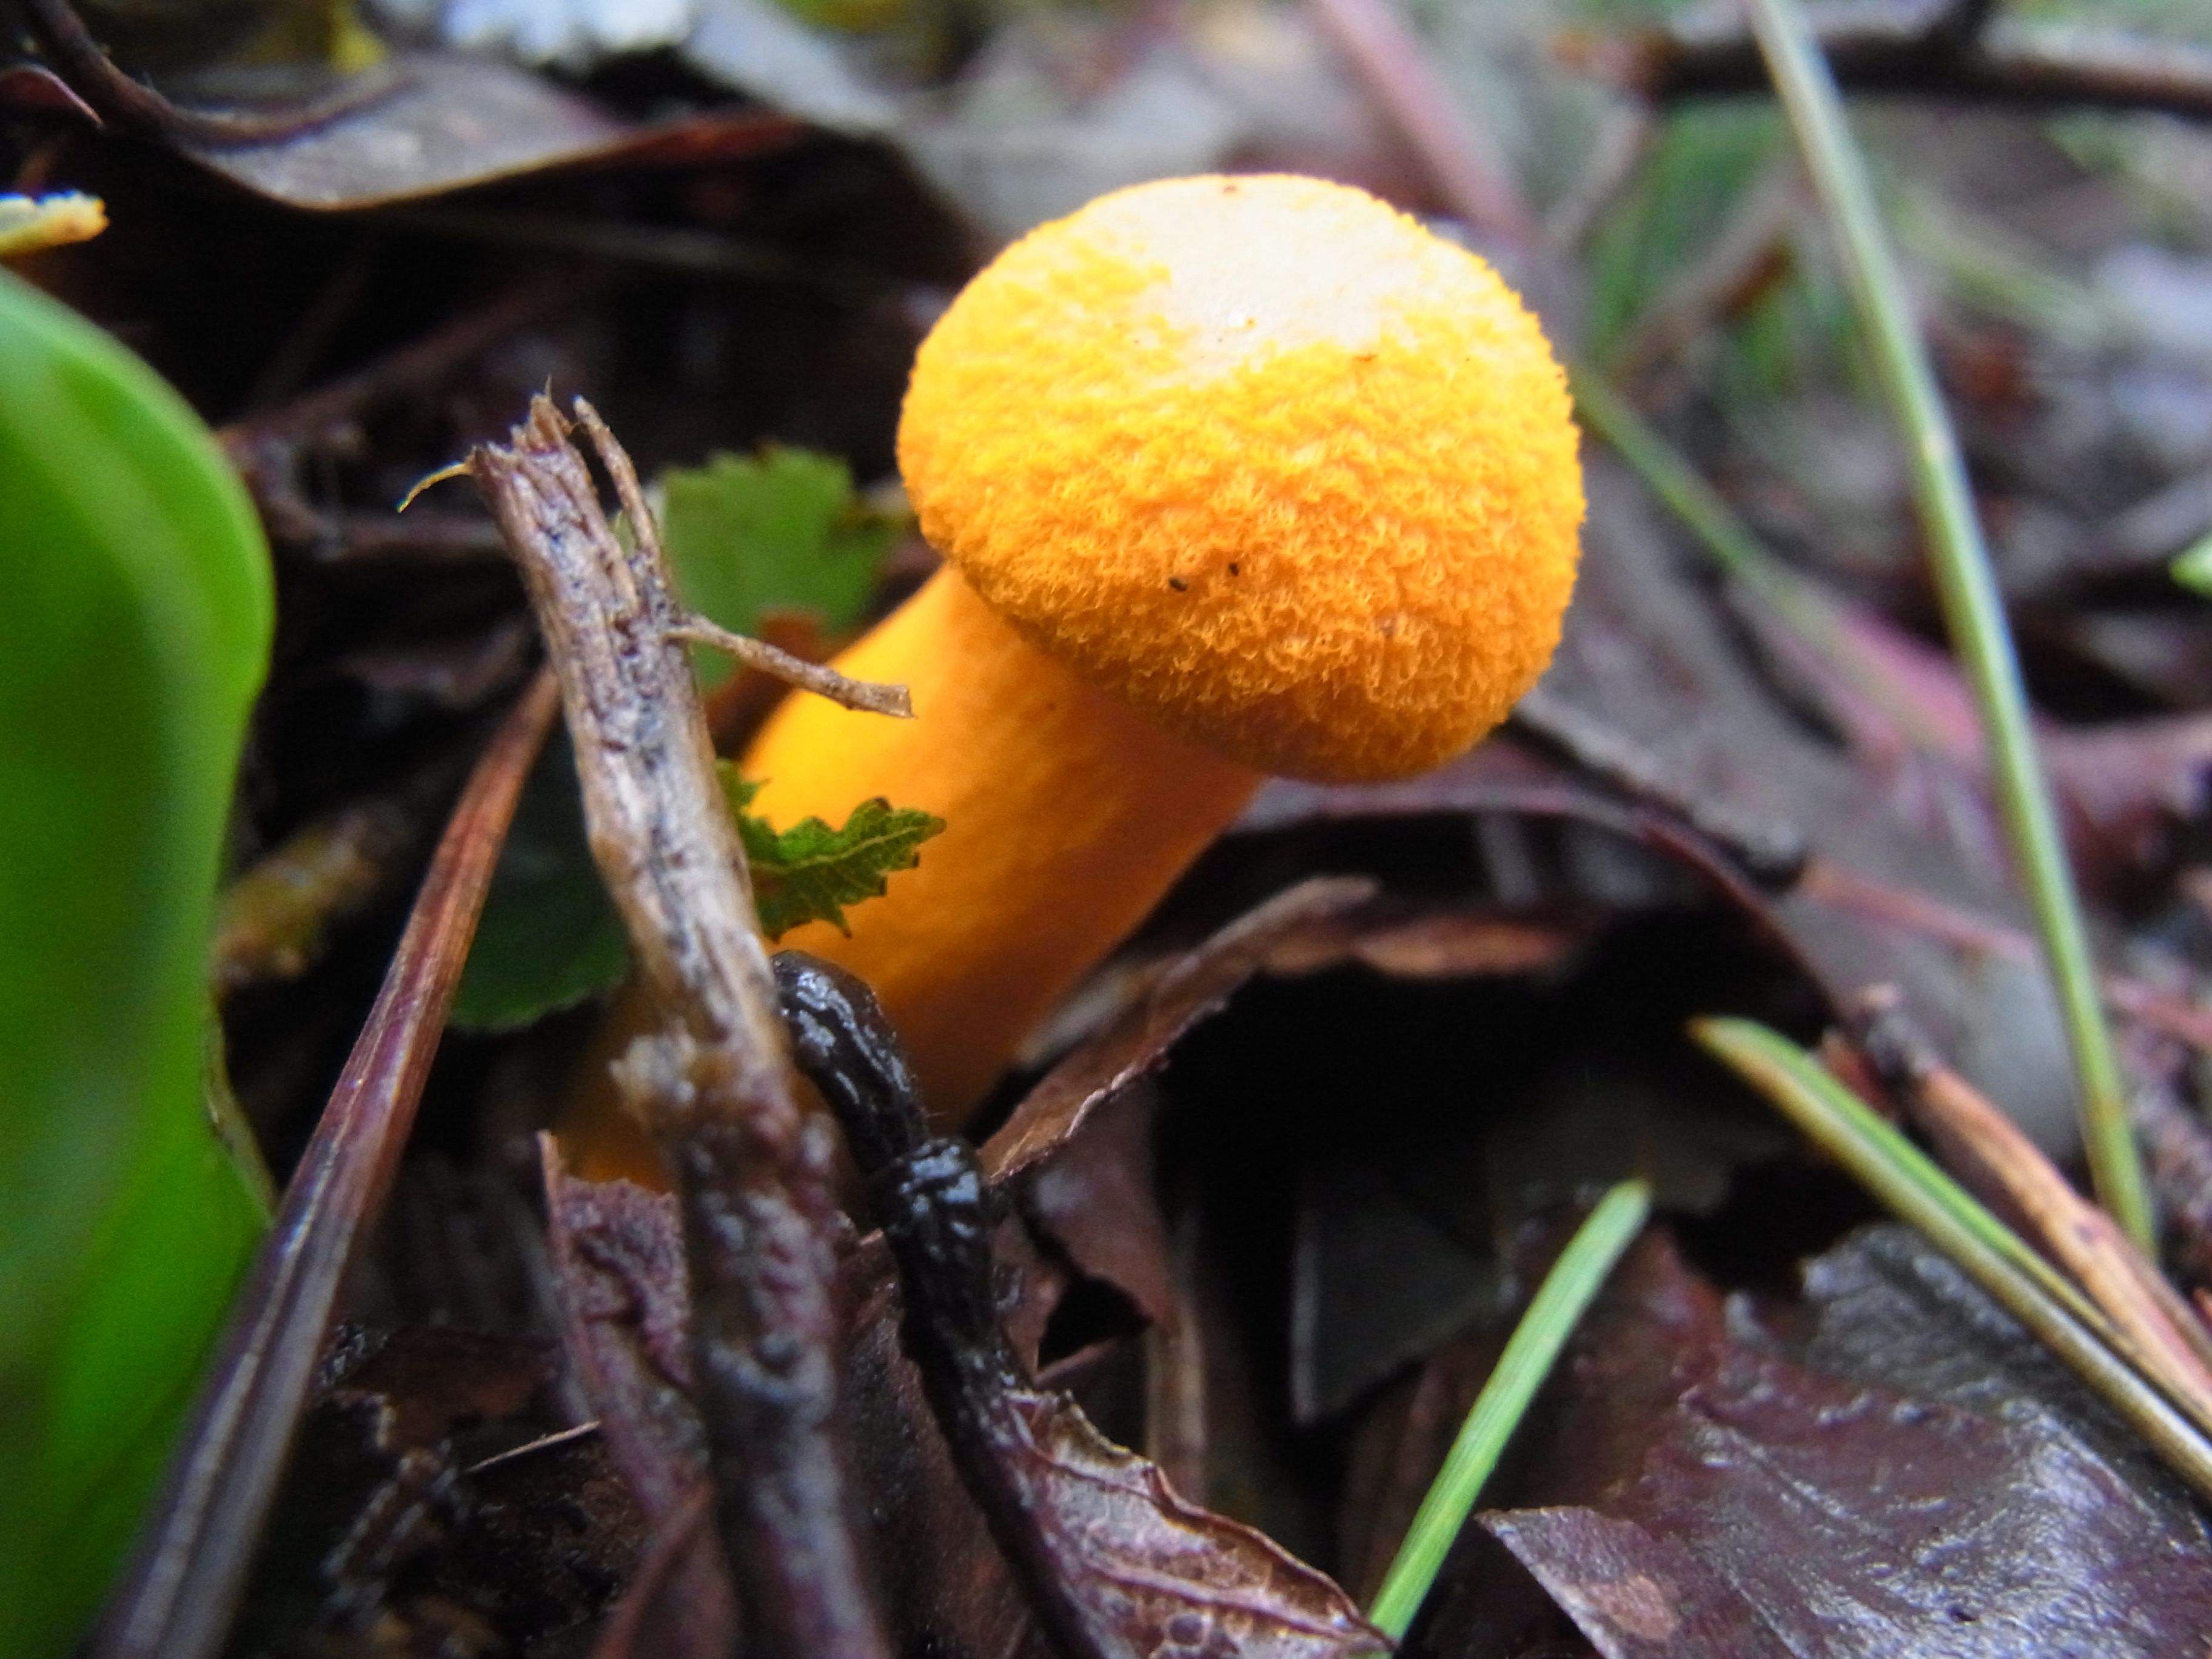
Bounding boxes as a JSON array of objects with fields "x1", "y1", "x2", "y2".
[
  {"x1": 1562, "y1": 3, "x2": 2212, "y2": 122},
  {"x1": 468, "y1": 397, "x2": 891, "y2": 1659},
  {"x1": 1849, "y1": 985, "x2": 2212, "y2": 1429},
  {"x1": 1304, "y1": 0, "x2": 1533, "y2": 242},
  {"x1": 22, "y1": 0, "x2": 407, "y2": 144}
]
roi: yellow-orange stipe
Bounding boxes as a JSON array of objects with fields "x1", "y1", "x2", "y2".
[{"x1": 742, "y1": 568, "x2": 1261, "y2": 1113}]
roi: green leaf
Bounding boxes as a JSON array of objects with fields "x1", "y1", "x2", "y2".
[
  {"x1": 722, "y1": 765, "x2": 943, "y2": 939},
  {"x1": 457, "y1": 443, "x2": 904, "y2": 1027},
  {"x1": 0, "y1": 270, "x2": 273, "y2": 1654},
  {"x1": 2173, "y1": 530, "x2": 2212, "y2": 597},
  {"x1": 448, "y1": 729, "x2": 630, "y2": 1032},
  {"x1": 660, "y1": 446, "x2": 900, "y2": 689}
]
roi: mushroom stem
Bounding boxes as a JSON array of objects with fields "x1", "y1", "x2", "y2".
[{"x1": 739, "y1": 565, "x2": 1262, "y2": 1118}]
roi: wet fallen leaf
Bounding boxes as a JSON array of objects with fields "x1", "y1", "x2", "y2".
[
  {"x1": 547, "y1": 1099, "x2": 1386, "y2": 1659},
  {"x1": 118, "y1": 53, "x2": 805, "y2": 209},
  {"x1": 1239, "y1": 464, "x2": 2086, "y2": 1155},
  {"x1": 956, "y1": 1379, "x2": 1390, "y2": 1659},
  {"x1": 1414, "y1": 1225, "x2": 2212, "y2": 1658}
]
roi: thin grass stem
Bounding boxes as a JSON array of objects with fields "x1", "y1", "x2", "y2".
[
  {"x1": 1572, "y1": 364, "x2": 1958, "y2": 754},
  {"x1": 1694, "y1": 1016, "x2": 2212, "y2": 1501},
  {"x1": 1366, "y1": 1179, "x2": 1651, "y2": 1640},
  {"x1": 1569, "y1": 366, "x2": 1801, "y2": 613},
  {"x1": 1743, "y1": 0, "x2": 2153, "y2": 1246}
]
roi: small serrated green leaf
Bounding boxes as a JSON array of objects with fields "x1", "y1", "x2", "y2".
[
  {"x1": 661, "y1": 447, "x2": 900, "y2": 689},
  {"x1": 457, "y1": 443, "x2": 905, "y2": 1030},
  {"x1": 720, "y1": 763, "x2": 943, "y2": 939}
]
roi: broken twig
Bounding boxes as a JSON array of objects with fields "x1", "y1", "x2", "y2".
[
  {"x1": 1849, "y1": 987, "x2": 2212, "y2": 1425},
  {"x1": 22, "y1": 0, "x2": 405, "y2": 145},
  {"x1": 1564, "y1": 2, "x2": 2212, "y2": 121},
  {"x1": 466, "y1": 397, "x2": 891, "y2": 1659},
  {"x1": 671, "y1": 616, "x2": 912, "y2": 719}
]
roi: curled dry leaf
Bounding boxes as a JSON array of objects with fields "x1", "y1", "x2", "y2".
[
  {"x1": 982, "y1": 876, "x2": 1379, "y2": 1184},
  {"x1": 961, "y1": 1380, "x2": 1392, "y2": 1659},
  {"x1": 1000, "y1": 881, "x2": 1575, "y2": 1335},
  {"x1": 170, "y1": 56, "x2": 804, "y2": 209}
]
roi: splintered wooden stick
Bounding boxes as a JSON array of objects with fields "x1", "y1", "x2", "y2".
[
  {"x1": 468, "y1": 395, "x2": 892, "y2": 1659},
  {"x1": 1849, "y1": 987, "x2": 2212, "y2": 1420}
]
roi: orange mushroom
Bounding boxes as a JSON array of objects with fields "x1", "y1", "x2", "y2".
[
  {"x1": 748, "y1": 172, "x2": 1581, "y2": 1114},
  {"x1": 568, "y1": 172, "x2": 1583, "y2": 1168}
]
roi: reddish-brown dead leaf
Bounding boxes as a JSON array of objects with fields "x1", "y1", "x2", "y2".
[
  {"x1": 1415, "y1": 1226, "x2": 2212, "y2": 1658},
  {"x1": 973, "y1": 1379, "x2": 1387, "y2": 1659},
  {"x1": 983, "y1": 876, "x2": 1378, "y2": 1184},
  {"x1": 166, "y1": 55, "x2": 803, "y2": 209},
  {"x1": 548, "y1": 1130, "x2": 1383, "y2": 1659}
]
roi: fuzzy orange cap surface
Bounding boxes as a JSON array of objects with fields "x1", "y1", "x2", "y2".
[{"x1": 896, "y1": 171, "x2": 1584, "y2": 782}]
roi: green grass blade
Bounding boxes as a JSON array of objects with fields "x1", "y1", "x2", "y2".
[
  {"x1": 1572, "y1": 364, "x2": 1963, "y2": 756},
  {"x1": 1569, "y1": 365, "x2": 1807, "y2": 614},
  {"x1": 1743, "y1": 0, "x2": 2153, "y2": 1247},
  {"x1": 1366, "y1": 1179, "x2": 1652, "y2": 1640},
  {"x1": 1694, "y1": 1017, "x2": 2212, "y2": 1502},
  {"x1": 1690, "y1": 1019, "x2": 2113, "y2": 1340}
]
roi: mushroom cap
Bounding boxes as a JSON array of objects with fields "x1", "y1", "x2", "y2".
[{"x1": 896, "y1": 173, "x2": 1584, "y2": 783}]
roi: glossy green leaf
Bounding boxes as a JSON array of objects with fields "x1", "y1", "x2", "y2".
[{"x1": 0, "y1": 270, "x2": 274, "y2": 1655}]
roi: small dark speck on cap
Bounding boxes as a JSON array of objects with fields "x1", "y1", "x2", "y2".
[
  {"x1": 1228, "y1": 563, "x2": 1240, "y2": 575},
  {"x1": 1168, "y1": 576, "x2": 1189, "y2": 591}
]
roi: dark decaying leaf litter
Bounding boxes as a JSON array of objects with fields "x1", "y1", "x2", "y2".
[
  {"x1": 19, "y1": 0, "x2": 2212, "y2": 1651},
  {"x1": 1399, "y1": 1225, "x2": 2212, "y2": 1657}
]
